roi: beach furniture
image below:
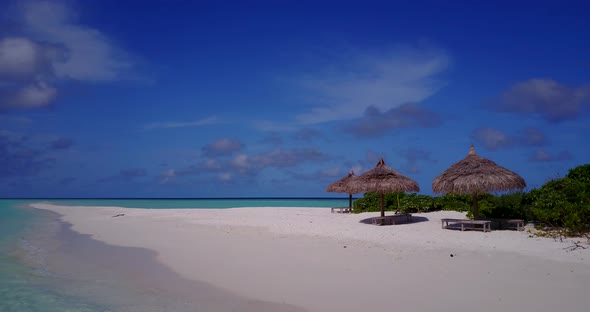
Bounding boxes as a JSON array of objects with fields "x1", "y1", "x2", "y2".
[
  {"x1": 331, "y1": 207, "x2": 352, "y2": 213},
  {"x1": 481, "y1": 218, "x2": 526, "y2": 231},
  {"x1": 501, "y1": 219, "x2": 525, "y2": 231},
  {"x1": 441, "y1": 218, "x2": 492, "y2": 232},
  {"x1": 372, "y1": 213, "x2": 412, "y2": 225}
]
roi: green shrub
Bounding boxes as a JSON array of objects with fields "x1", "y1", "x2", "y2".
[
  {"x1": 353, "y1": 192, "x2": 455, "y2": 214},
  {"x1": 399, "y1": 194, "x2": 443, "y2": 213},
  {"x1": 479, "y1": 192, "x2": 528, "y2": 219},
  {"x1": 566, "y1": 164, "x2": 590, "y2": 184},
  {"x1": 527, "y1": 172, "x2": 590, "y2": 236},
  {"x1": 439, "y1": 193, "x2": 471, "y2": 212},
  {"x1": 352, "y1": 192, "x2": 390, "y2": 213},
  {"x1": 350, "y1": 163, "x2": 590, "y2": 237}
]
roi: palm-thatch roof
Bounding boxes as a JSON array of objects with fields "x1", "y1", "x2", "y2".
[
  {"x1": 348, "y1": 159, "x2": 420, "y2": 217},
  {"x1": 432, "y1": 145, "x2": 526, "y2": 219},
  {"x1": 326, "y1": 171, "x2": 357, "y2": 193},
  {"x1": 326, "y1": 171, "x2": 358, "y2": 208},
  {"x1": 348, "y1": 159, "x2": 420, "y2": 194},
  {"x1": 432, "y1": 145, "x2": 526, "y2": 194}
]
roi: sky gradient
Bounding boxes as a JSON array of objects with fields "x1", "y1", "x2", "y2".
[{"x1": 1, "y1": 0, "x2": 589, "y2": 198}]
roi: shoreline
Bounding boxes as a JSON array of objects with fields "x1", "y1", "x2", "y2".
[
  {"x1": 18, "y1": 207, "x2": 306, "y2": 312},
  {"x1": 29, "y1": 203, "x2": 590, "y2": 312}
]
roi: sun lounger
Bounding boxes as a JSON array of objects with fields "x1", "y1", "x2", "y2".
[
  {"x1": 331, "y1": 207, "x2": 352, "y2": 213},
  {"x1": 502, "y1": 219, "x2": 525, "y2": 231},
  {"x1": 479, "y1": 218, "x2": 526, "y2": 231},
  {"x1": 441, "y1": 218, "x2": 491, "y2": 232}
]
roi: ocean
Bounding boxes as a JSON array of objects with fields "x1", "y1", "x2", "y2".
[{"x1": 0, "y1": 198, "x2": 348, "y2": 311}]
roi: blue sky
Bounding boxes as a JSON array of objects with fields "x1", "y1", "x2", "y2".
[{"x1": 0, "y1": 0, "x2": 589, "y2": 198}]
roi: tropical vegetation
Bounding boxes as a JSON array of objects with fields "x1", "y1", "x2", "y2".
[{"x1": 352, "y1": 164, "x2": 590, "y2": 237}]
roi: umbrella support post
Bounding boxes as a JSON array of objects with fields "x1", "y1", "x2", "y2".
[
  {"x1": 349, "y1": 194, "x2": 352, "y2": 209},
  {"x1": 380, "y1": 192, "x2": 385, "y2": 217},
  {"x1": 472, "y1": 195, "x2": 480, "y2": 220}
]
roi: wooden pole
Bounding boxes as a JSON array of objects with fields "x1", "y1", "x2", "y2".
[
  {"x1": 380, "y1": 192, "x2": 385, "y2": 217},
  {"x1": 348, "y1": 193, "x2": 352, "y2": 208},
  {"x1": 472, "y1": 194, "x2": 479, "y2": 220}
]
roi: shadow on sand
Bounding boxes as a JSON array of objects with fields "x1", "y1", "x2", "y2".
[{"x1": 358, "y1": 215, "x2": 429, "y2": 225}]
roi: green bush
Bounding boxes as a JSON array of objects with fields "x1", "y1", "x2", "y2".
[
  {"x1": 528, "y1": 175, "x2": 590, "y2": 236},
  {"x1": 439, "y1": 193, "x2": 471, "y2": 212},
  {"x1": 476, "y1": 192, "x2": 528, "y2": 220},
  {"x1": 353, "y1": 192, "x2": 460, "y2": 214},
  {"x1": 399, "y1": 194, "x2": 443, "y2": 213},
  {"x1": 352, "y1": 192, "x2": 385, "y2": 213},
  {"x1": 350, "y1": 163, "x2": 590, "y2": 236},
  {"x1": 566, "y1": 164, "x2": 590, "y2": 184}
]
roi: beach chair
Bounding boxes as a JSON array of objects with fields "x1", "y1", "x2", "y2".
[{"x1": 331, "y1": 207, "x2": 352, "y2": 213}]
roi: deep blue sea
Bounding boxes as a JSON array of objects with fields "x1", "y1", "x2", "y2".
[
  {"x1": 0, "y1": 198, "x2": 348, "y2": 311},
  {"x1": 46, "y1": 198, "x2": 349, "y2": 209}
]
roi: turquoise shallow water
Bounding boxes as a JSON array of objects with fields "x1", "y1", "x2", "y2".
[
  {"x1": 0, "y1": 198, "x2": 348, "y2": 311},
  {"x1": 0, "y1": 200, "x2": 110, "y2": 311}
]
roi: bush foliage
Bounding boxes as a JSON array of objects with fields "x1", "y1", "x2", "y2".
[
  {"x1": 351, "y1": 163, "x2": 590, "y2": 236},
  {"x1": 526, "y1": 165, "x2": 590, "y2": 236}
]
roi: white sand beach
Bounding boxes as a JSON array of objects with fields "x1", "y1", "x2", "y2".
[{"x1": 31, "y1": 203, "x2": 590, "y2": 312}]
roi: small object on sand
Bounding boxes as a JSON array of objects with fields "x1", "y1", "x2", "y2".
[
  {"x1": 450, "y1": 254, "x2": 454, "y2": 257},
  {"x1": 112, "y1": 213, "x2": 125, "y2": 218},
  {"x1": 343, "y1": 246, "x2": 347, "y2": 248}
]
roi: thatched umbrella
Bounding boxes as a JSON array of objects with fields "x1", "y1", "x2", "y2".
[
  {"x1": 348, "y1": 159, "x2": 420, "y2": 217},
  {"x1": 326, "y1": 171, "x2": 357, "y2": 208},
  {"x1": 432, "y1": 145, "x2": 526, "y2": 219}
]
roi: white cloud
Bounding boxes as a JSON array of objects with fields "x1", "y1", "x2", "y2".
[
  {"x1": 345, "y1": 103, "x2": 441, "y2": 137},
  {"x1": 12, "y1": 82, "x2": 57, "y2": 108},
  {"x1": 230, "y1": 154, "x2": 250, "y2": 171},
  {"x1": 227, "y1": 148, "x2": 328, "y2": 176},
  {"x1": 20, "y1": 0, "x2": 132, "y2": 81},
  {"x1": 470, "y1": 127, "x2": 549, "y2": 150},
  {"x1": 201, "y1": 138, "x2": 243, "y2": 156},
  {"x1": 0, "y1": 1, "x2": 137, "y2": 110},
  {"x1": 529, "y1": 150, "x2": 574, "y2": 162},
  {"x1": 294, "y1": 46, "x2": 450, "y2": 124},
  {"x1": 520, "y1": 127, "x2": 547, "y2": 146},
  {"x1": 487, "y1": 79, "x2": 590, "y2": 122},
  {"x1": 1, "y1": 81, "x2": 57, "y2": 109},
  {"x1": 158, "y1": 169, "x2": 176, "y2": 184},
  {"x1": 217, "y1": 172, "x2": 233, "y2": 182},
  {"x1": 320, "y1": 167, "x2": 342, "y2": 178},
  {"x1": 0, "y1": 37, "x2": 43, "y2": 79},
  {"x1": 470, "y1": 127, "x2": 513, "y2": 150},
  {"x1": 144, "y1": 117, "x2": 221, "y2": 130},
  {"x1": 202, "y1": 159, "x2": 221, "y2": 170},
  {"x1": 0, "y1": 36, "x2": 60, "y2": 109}
]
